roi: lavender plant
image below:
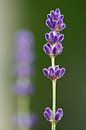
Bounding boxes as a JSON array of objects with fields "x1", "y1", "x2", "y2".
[{"x1": 43, "y1": 8, "x2": 66, "y2": 130}]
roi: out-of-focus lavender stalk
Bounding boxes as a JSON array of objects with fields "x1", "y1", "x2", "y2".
[{"x1": 12, "y1": 29, "x2": 37, "y2": 130}]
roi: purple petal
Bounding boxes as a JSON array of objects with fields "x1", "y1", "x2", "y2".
[
  {"x1": 55, "y1": 108, "x2": 63, "y2": 122},
  {"x1": 55, "y1": 65, "x2": 59, "y2": 71},
  {"x1": 57, "y1": 43, "x2": 63, "y2": 52},
  {"x1": 53, "y1": 45, "x2": 58, "y2": 55},
  {"x1": 45, "y1": 33, "x2": 49, "y2": 41},
  {"x1": 43, "y1": 112, "x2": 51, "y2": 121},
  {"x1": 57, "y1": 108, "x2": 63, "y2": 114},
  {"x1": 47, "y1": 43, "x2": 52, "y2": 49},
  {"x1": 60, "y1": 68, "x2": 65, "y2": 76},
  {"x1": 43, "y1": 68, "x2": 49, "y2": 77},
  {"x1": 52, "y1": 21, "x2": 56, "y2": 28},
  {"x1": 55, "y1": 113, "x2": 60, "y2": 122},
  {"x1": 50, "y1": 10, "x2": 55, "y2": 16},
  {"x1": 49, "y1": 31, "x2": 59, "y2": 43},
  {"x1": 48, "y1": 66, "x2": 54, "y2": 75},
  {"x1": 60, "y1": 15, "x2": 64, "y2": 20},
  {"x1": 50, "y1": 10, "x2": 57, "y2": 20},
  {"x1": 45, "y1": 107, "x2": 52, "y2": 116},
  {"x1": 61, "y1": 23, "x2": 66, "y2": 30},
  {"x1": 47, "y1": 14, "x2": 52, "y2": 20},
  {"x1": 55, "y1": 8, "x2": 60, "y2": 14},
  {"x1": 50, "y1": 31, "x2": 54, "y2": 41},
  {"x1": 55, "y1": 68, "x2": 60, "y2": 77},
  {"x1": 58, "y1": 20, "x2": 63, "y2": 26},
  {"x1": 54, "y1": 36, "x2": 58, "y2": 42},
  {"x1": 43, "y1": 44, "x2": 51, "y2": 54},
  {"x1": 46, "y1": 20, "x2": 53, "y2": 29},
  {"x1": 58, "y1": 34, "x2": 64, "y2": 42}
]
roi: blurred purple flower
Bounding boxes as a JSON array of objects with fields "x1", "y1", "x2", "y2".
[
  {"x1": 13, "y1": 113, "x2": 37, "y2": 128},
  {"x1": 15, "y1": 49, "x2": 34, "y2": 63},
  {"x1": 15, "y1": 63, "x2": 33, "y2": 77},
  {"x1": 13, "y1": 80, "x2": 33, "y2": 95},
  {"x1": 15, "y1": 29, "x2": 34, "y2": 47}
]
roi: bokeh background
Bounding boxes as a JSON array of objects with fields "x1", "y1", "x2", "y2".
[{"x1": 0, "y1": 0, "x2": 86, "y2": 130}]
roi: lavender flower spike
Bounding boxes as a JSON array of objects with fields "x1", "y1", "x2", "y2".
[
  {"x1": 42, "y1": 8, "x2": 67, "y2": 130},
  {"x1": 46, "y1": 8, "x2": 66, "y2": 31},
  {"x1": 43, "y1": 65, "x2": 65, "y2": 80}
]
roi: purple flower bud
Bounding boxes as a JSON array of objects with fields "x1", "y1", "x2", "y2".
[
  {"x1": 60, "y1": 15, "x2": 64, "y2": 20},
  {"x1": 43, "y1": 43, "x2": 52, "y2": 54},
  {"x1": 55, "y1": 68, "x2": 61, "y2": 77},
  {"x1": 58, "y1": 34, "x2": 64, "y2": 43},
  {"x1": 55, "y1": 108, "x2": 63, "y2": 122},
  {"x1": 45, "y1": 107, "x2": 52, "y2": 115},
  {"x1": 43, "y1": 68, "x2": 50, "y2": 78},
  {"x1": 43, "y1": 65, "x2": 65, "y2": 80},
  {"x1": 55, "y1": 8, "x2": 61, "y2": 14},
  {"x1": 46, "y1": 20, "x2": 54, "y2": 30},
  {"x1": 60, "y1": 68, "x2": 66, "y2": 77},
  {"x1": 53, "y1": 43, "x2": 63, "y2": 55},
  {"x1": 43, "y1": 107, "x2": 52, "y2": 121}
]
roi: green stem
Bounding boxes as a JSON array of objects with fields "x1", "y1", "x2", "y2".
[{"x1": 51, "y1": 57, "x2": 56, "y2": 130}]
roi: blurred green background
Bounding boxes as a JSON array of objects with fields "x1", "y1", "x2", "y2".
[{"x1": 0, "y1": 0, "x2": 86, "y2": 130}]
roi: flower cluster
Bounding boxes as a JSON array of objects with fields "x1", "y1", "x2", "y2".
[
  {"x1": 44, "y1": 107, "x2": 63, "y2": 123},
  {"x1": 43, "y1": 8, "x2": 66, "y2": 125},
  {"x1": 46, "y1": 8, "x2": 66, "y2": 31},
  {"x1": 43, "y1": 8, "x2": 66, "y2": 81},
  {"x1": 43, "y1": 65, "x2": 65, "y2": 80}
]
